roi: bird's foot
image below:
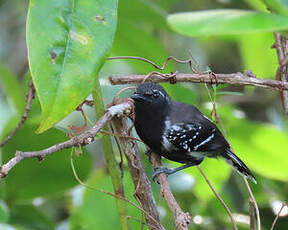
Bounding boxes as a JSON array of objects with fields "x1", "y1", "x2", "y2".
[
  {"x1": 152, "y1": 166, "x2": 176, "y2": 183},
  {"x1": 152, "y1": 162, "x2": 200, "y2": 183}
]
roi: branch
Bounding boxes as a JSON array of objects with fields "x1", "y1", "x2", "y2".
[
  {"x1": 112, "y1": 115, "x2": 165, "y2": 230},
  {"x1": 150, "y1": 153, "x2": 191, "y2": 230},
  {"x1": 197, "y1": 166, "x2": 238, "y2": 230},
  {"x1": 270, "y1": 202, "x2": 287, "y2": 230},
  {"x1": 0, "y1": 81, "x2": 35, "y2": 147},
  {"x1": 0, "y1": 101, "x2": 133, "y2": 178},
  {"x1": 274, "y1": 33, "x2": 288, "y2": 116},
  {"x1": 109, "y1": 72, "x2": 288, "y2": 91}
]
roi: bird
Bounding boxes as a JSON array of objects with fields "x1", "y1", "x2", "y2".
[{"x1": 131, "y1": 82, "x2": 257, "y2": 184}]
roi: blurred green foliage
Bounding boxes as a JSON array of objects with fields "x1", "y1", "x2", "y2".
[{"x1": 0, "y1": 0, "x2": 287, "y2": 229}]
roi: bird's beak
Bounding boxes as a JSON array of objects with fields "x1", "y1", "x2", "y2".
[{"x1": 131, "y1": 94, "x2": 149, "y2": 102}]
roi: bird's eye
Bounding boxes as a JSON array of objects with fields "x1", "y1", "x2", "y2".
[{"x1": 152, "y1": 90, "x2": 160, "y2": 98}]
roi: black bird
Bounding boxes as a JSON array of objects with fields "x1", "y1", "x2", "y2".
[{"x1": 131, "y1": 82, "x2": 256, "y2": 184}]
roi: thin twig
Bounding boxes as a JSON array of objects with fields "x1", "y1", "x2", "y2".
[
  {"x1": 150, "y1": 153, "x2": 191, "y2": 230},
  {"x1": 270, "y1": 202, "x2": 287, "y2": 230},
  {"x1": 0, "y1": 82, "x2": 35, "y2": 147},
  {"x1": 204, "y1": 84, "x2": 261, "y2": 230},
  {"x1": 0, "y1": 101, "x2": 133, "y2": 178},
  {"x1": 249, "y1": 199, "x2": 256, "y2": 230},
  {"x1": 107, "y1": 55, "x2": 198, "y2": 73},
  {"x1": 109, "y1": 72, "x2": 288, "y2": 91},
  {"x1": 244, "y1": 178, "x2": 261, "y2": 230},
  {"x1": 197, "y1": 165, "x2": 238, "y2": 230}
]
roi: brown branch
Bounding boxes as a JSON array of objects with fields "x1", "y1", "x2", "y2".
[
  {"x1": 150, "y1": 153, "x2": 191, "y2": 230},
  {"x1": 274, "y1": 33, "x2": 288, "y2": 116},
  {"x1": 0, "y1": 101, "x2": 133, "y2": 178},
  {"x1": 270, "y1": 202, "x2": 287, "y2": 230},
  {"x1": 249, "y1": 199, "x2": 256, "y2": 230},
  {"x1": 109, "y1": 72, "x2": 288, "y2": 91},
  {"x1": 0, "y1": 81, "x2": 35, "y2": 147},
  {"x1": 197, "y1": 166, "x2": 238, "y2": 230},
  {"x1": 112, "y1": 116, "x2": 165, "y2": 230}
]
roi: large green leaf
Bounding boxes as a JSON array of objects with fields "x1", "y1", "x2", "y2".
[
  {"x1": 261, "y1": 0, "x2": 288, "y2": 16},
  {"x1": 167, "y1": 10, "x2": 288, "y2": 37},
  {"x1": 169, "y1": 157, "x2": 231, "y2": 201},
  {"x1": 229, "y1": 120, "x2": 288, "y2": 181},
  {"x1": 26, "y1": 0, "x2": 118, "y2": 133},
  {"x1": 238, "y1": 33, "x2": 277, "y2": 78}
]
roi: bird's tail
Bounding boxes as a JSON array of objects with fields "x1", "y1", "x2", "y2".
[{"x1": 222, "y1": 148, "x2": 257, "y2": 184}]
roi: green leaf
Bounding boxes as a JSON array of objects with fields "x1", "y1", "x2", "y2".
[
  {"x1": 26, "y1": 0, "x2": 118, "y2": 133},
  {"x1": 164, "y1": 83, "x2": 197, "y2": 105},
  {"x1": 167, "y1": 10, "x2": 288, "y2": 37},
  {"x1": 238, "y1": 33, "x2": 277, "y2": 78},
  {"x1": 9, "y1": 204, "x2": 54, "y2": 230},
  {"x1": 0, "y1": 66, "x2": 25, "y2": 114},
  {"x1": 184, "y1": 159, "x2": 230, "y2": 201},
  {"x1": 1, "y1": 118, "x2": 92, "y2": 201},
  {"x1": 261, "y1": 0, "x2": 288, "y2": 16},
  {"x1": 111, "y1": 19, "x2": 174, "y2": 74},
  {"x1": 244, "y1": 0, "x2": 268, "y2": 11},
  {"x1": 118, "y1": 0, "x2": 167, "y2": 29},
  {"x1": 70, "y1": 170, "x2": 141, "y2": 230},
  {"x1": 229, "y1": 120, "x2": 288, "y2": 181}
]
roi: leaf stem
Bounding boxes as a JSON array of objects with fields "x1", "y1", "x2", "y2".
[{"x1": 92, "y1": 77, "x2": 130, "y2": 230}]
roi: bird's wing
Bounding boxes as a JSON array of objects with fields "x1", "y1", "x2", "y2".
[
  {"x1": 165, "y1": 101, "x2": 229, "y2": 153},
  {"x1": 163, "y1": 122, "x2": 217, "y2": 152}
]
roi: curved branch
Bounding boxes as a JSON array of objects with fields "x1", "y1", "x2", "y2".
[
  {"x1": 0, "y1": 82, "x2": 35, "y2": 147},
  {"x1": 109, "y1": 72, "x2": 288, "y2": 91},
  {"x1": 0, "y1": 101, "x2": 133, "y2": 178}
]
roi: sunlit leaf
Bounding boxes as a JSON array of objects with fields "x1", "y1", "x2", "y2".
[
  {"x1": 261, "y1": 0, "x2": 288, "y2": 16},
  {"x1": 26, "y1": 0, "x2": 118, "y2": 133},
  {"x1": 238, "y1": 33, "x2": 277, "y2": 78},
  {"x1": 167, "y1": 10, "x2": 288, "y2": 37},
  {"x1": 229, "y1": 120, "x2": 288, "y2": 181},
  {"x1": 188, "y1": 159, "x2": 230, "y2": 201}
]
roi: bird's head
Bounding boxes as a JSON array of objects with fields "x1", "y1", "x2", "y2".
[{"x1": 131, "y1": 83, "x2": 171, "y2": 109}]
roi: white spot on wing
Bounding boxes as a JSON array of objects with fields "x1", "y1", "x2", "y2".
[{"x1": 194, "y1": 133, "x2": 215, "y2": 150}]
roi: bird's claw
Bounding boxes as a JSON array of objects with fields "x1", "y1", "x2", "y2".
[{"x1": 152, "y1": 166, "x2": 174, "y2": 183}]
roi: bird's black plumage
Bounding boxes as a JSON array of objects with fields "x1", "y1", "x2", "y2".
[{"x1": 131, "y1": 82, "x2": 256, "y2": 183}]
